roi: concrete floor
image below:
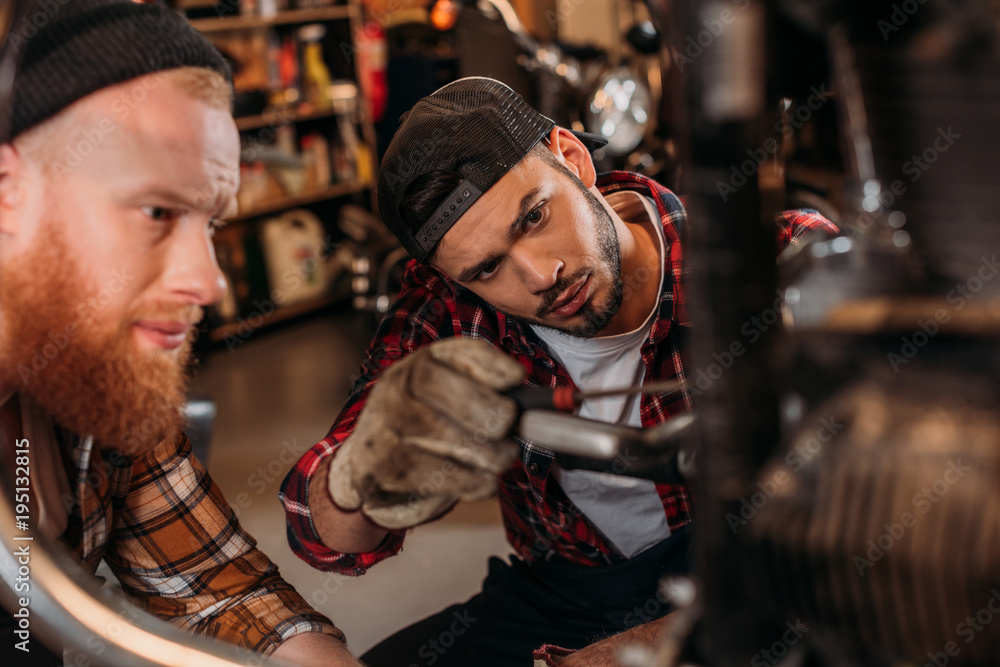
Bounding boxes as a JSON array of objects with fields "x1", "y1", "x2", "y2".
[{"x1": 189, "y1": 311, "x2": 513, "y2": 656}]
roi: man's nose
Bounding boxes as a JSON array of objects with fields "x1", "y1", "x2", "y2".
[
  {"x1": 510, "y1": 245, "x2": 563, "y2": 295},
  {"x1": 162, "y1": 220, "x2": 228, "y2": 306}
]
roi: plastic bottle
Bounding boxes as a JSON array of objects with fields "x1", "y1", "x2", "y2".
[
  {"x1": 311, "y1": 133, "x2": 331, "y2": 188},
  {"x1": 356, "y1": 21, "x2": 388, "y2": 122},
  {"x1": 355, "y1": 141, "x2": 373, "y2": 185},
  {"x1": 332, "y1": 113, "x2": 359, "y2": 183},
  {"x1": 298, "y1": 24, "x2": 332, "y2": 110},
  {"x1": 279, "y1": 34, "x2": 300, "y2": 106}
]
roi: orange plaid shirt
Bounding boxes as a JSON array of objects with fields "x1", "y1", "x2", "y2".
[{"x1": 60, "y1": 429, "x2": 343, "y2": 654}]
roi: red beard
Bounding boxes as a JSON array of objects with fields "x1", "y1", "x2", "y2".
[{"x1": 1, "y1": 219, "x2": 200, "y2": 455}]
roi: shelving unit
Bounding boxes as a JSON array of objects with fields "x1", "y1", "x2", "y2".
[
  {"x1": 235, "y1": 105, "x2": 342, "y2": 131},
  {"x1": 183, "y1": 1, "x2": 379, "y2": 343},
  {"x1": 207, "y1": 291, "x2": 351, "y2": 343},
  {"x1": 188, "y1": 6, "x2": 356, "y2": 33},
  {"x1": 229, "y1": 181, "x2": 367, "y2": 222}
]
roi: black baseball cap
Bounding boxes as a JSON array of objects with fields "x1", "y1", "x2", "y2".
[{"x1": 377, "y1": 77, "x2": 607, "y2": 263}]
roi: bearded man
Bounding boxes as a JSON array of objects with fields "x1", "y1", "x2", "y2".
[
  {"x1": 0, "y1": 1, "x2": 361, "y2": 665},
  {"x1": 282, "y1": 77, "x2": 839, "y2": 666}
]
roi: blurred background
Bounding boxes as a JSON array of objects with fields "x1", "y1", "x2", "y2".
[{"x1": 109, "y1": 0, "x2": 1000, "y2": 663}]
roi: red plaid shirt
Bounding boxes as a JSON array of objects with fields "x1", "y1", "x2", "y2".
[{"x1": 281, "y1": 171, "x2": 837, "y2": 575}]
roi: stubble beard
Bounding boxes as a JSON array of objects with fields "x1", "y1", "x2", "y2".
[
  {"x1": 0, "y1": 217, "x2": 194, "y2": 456},
  {"x1": 523, "y1": 184, "x2": 624, "y2": 338}
]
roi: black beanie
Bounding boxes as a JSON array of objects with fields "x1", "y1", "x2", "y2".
[{"x1": 2, "y1": 0, "x2": 232, "y2": 142}]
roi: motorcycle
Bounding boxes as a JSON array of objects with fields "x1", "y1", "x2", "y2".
[{"x1": 447, "y1": 0, "x2": 674, "y2": 177}]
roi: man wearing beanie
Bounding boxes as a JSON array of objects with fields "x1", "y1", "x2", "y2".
[
  {"x1": 0, "y1": 1, "x2": 360, "y2": 664},
  {"x1": 282, "y1": 77, "x2": 838, "y2": 665}
]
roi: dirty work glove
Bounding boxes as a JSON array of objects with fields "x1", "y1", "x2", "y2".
[{"x1": 327, "y1": 338, "x2": 525, "y2": 530}]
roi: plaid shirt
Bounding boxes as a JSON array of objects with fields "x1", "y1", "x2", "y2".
[
  {"x1": 281, "y1": 171, "x2": 838, "y2": 575},
  {"x1": 59, "y1": 428, "x2": 344, "y2": 654}
]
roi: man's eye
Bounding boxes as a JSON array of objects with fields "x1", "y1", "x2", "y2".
[
  {"x1": 141, "y1": 206, "x2": 173, "y2": 222},
  {"x1": 478, "y1": 259, "x2": 501, "y2": 281},
  {"x1": 525, "y1": 207, "x2": 543, "y2": 226}
]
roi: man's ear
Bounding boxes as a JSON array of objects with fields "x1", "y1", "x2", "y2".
[
  {"x1": 0, "y1": 143, "x2": 25, "y2": 236},
  {"x1": 544, "y1": 126, "x2": 597, "y2": 188}
]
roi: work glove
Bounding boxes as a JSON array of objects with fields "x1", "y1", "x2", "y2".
[{"x1": 327, "y1": 337, "x2": 525, "y2": 529}]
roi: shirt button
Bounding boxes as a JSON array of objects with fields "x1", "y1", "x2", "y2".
[{"x1": 528, "y1": 462, "x2": 539, "y2": 474}]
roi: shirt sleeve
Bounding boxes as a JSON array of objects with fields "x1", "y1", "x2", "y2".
[
  {"x1": 775, "y1": 209, "x2": 839, "y2": 252},
  {"x1": 280, "y1": 261, "x2": 462, "y2": 575},
  {"x1": 103, "y1": 434, "x2": 346, "y2": 656}
]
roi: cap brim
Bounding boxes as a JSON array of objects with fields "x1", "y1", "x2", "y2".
[{"x1": 571, "y1": 130, "x2": 609, "y2": 152}]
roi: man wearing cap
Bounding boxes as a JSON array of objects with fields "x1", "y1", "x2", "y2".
[
  {"x1": 0, "y1": 1, "x2": 361, "y2": 664},
  {"x1": 282, "y1": 77, "x2": 837, "y2": 665}
]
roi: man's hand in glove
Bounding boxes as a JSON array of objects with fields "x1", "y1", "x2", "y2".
[{"x1": 326, "y1": 338, "x2": 525, "y2": 530}]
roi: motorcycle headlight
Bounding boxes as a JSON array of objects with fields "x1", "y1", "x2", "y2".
[{"x1": 586, "y1": 68, "x2": 652, "y2": 156}]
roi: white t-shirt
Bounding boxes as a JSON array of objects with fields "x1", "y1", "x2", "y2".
[{"x1": 530, "y1": 190, "x2": 671, "y2": 559}]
